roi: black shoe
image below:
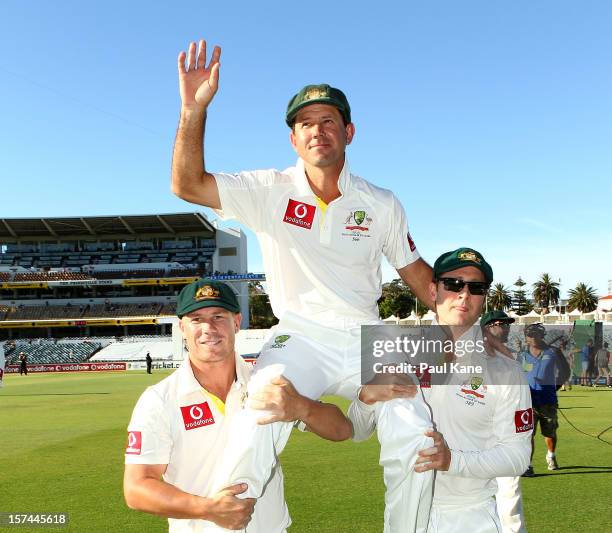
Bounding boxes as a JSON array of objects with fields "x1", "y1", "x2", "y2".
[{"x1": 522, "y1": 466, "x2": 535, "y2": 477}]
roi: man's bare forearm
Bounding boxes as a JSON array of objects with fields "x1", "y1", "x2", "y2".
[
  {"x1": 301, "y1": 398, "x2": 352, "y2": 442},
  {"x1": 398, "y1": 258, "x2": 434, "y2": 309},
  {"x1": 124, "y1": 476, "x2": 207, "y2": 519},
  {"x1": 171, "y1": 107, "x2": 220, "y2": 208}
]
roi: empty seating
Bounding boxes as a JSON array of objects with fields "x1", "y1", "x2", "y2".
[
  {"x1": 4, "y1": 341, "x2": 101, "y2": 365},
  {"x1": 81, "y1": 302, "x2": 162, "y2": 318}
]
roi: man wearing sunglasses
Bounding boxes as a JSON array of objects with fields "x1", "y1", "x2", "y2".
[
  {"x1": 481, "y1": 310, "x2": 516, "y2": 361},
  {"x1": 481, "y1": 310, "x2": 526, "y2": 533},
  {"x1": 520, "y1": 323, "x2": 562, "y2": 475},
  {"x1": 350, "y1": 248, "x2": 532, "y2": 532}
]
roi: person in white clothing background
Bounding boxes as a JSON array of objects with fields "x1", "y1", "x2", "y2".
[
  {"x1": 481, "y1": 310, "x2": 527, "y2": 533},
  {"x1": 0, "y1": 340, "x2": 5, "y2": 388},
  {"x1": 171, "y1": 39, "x2": 435, "y2": 533},
  {"x1": 350, "y1": 248, "x2": 533, "y2": 533}
]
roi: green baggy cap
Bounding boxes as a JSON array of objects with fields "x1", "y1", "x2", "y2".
[
  {"x1": 176, "y1": 279, "x2": 240, "y2": 318},
  {"x1": 433, "y1": 247, "x2": 493, "y2": 284},
  {"x1": 285, "y1": 84, "x2": 351, "y2": 127},
  {"x1": 480, "y1": 309, "x2": 515, "y2": 327}
]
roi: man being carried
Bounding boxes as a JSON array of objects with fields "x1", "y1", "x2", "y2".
[
  {"x1": 350, "y1": 248, "x2": 532, "y2": 532},
  {"x1": 124, "y1": 280, "x2": 351, "y2": 532},
  {"x1": 171, "y1": 39, "x2": 434, "y2": 532}
]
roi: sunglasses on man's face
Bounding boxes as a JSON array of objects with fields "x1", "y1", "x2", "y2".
[
  {"x1": 437, "y1": 277, "x2": 490, "y2": 296},
  {"x1": 488, "y1": 321, "x2": 511, "y2": 328}
]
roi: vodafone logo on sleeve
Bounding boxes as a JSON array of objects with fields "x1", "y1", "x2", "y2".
[
  {"x1": 283, "y1": 199, "x2": 316, "y2": 230},
  {"x1": 514, "y1": 408, "x2": 534, "y2": 433},
  {"x1": 180, "y1": 402, "x2": 215, "y2": 431},
  {"x1": 125, "y1": 431, "x2": 142, "y2": 455},
  {"x1": 407, "y1": 232, "x2": 416, "y2": 252}
]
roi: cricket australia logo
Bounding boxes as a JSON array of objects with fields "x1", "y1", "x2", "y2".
[
  {"x1": 271, "y1": 335, "x2": 291, "y2": 349},
  {"x1": 343, "y1": 210, "x2": 372, "y2": 240},
  {"x1": 457, "y1": 376, "x2": 487, "y2": 405},
  {"x1": 458, "y1": 250, "x2": 481, "y2": 264},
  {"x1": 470, "y1": 376, "x2": 483, "y2": 390},
  {"x1": 195, "y1": 285, "x2": 220, "y2": 301}
]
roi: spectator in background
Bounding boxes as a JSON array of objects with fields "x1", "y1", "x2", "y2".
[
  {"x1": 580, "y1": 339, "x2": 593, "y2": 385},
  {"x1": 19, "y1": 352, "x2": 28, "y2": 376},
  {"x1": 0, "y1": 341, "x2": 5, "y2": 388},
  {"x1": 594, "y1": 342, "x2": 610, "y2": 388},
  {"x1": 559, "y1": 339, "x2": 573, "y2": 391},
  {"x1": 146, "y1": 352, "x2": 153, "y2": 375},
  {"x1": 521, "y1": 324, "x2": 559, "y2": 475},
  {"x1": 481, "y1": 310, "x2": 527, "y2": 533}
]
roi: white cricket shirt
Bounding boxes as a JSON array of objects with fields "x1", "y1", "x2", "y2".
[
  {"x1": 125, "y1": 355, "x2": 290, "y2": 533},
  {"x1": 213, "y1": 158, "x2": 420, "y2": 327},
  {"x1": 348, "y1": 325, "x2": 533, "y2": 506},
  {"x1": 422, "y1": 328, "x2": 533, "y2": 506}
]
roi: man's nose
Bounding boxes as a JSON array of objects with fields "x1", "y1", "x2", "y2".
[
  {"x1": 457, "y1": 285, "x2": 471, "y2": 299},
  {"x1": 312, "y1": 121, "x2": 326, "y2": 136},
  {"x1": 198, "y1": 321, "x2": 215, "y2": 333}
]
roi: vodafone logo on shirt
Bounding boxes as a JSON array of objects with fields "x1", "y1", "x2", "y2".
[
  {"x1": 407, "y1": 232, "x2": 416, "y2": 252},
  {"x1": 514, "y1": 408, "x2": 534, "y2": 433},
  {"x1": 283, "y1": 199, "x2": 316, "y2": 230},
  {"x1": 180, "y1": 402, "x2": 215, "y2": 431},
  {"x1": 125, "y1": 431, "x2": 142, "y2": 455}
]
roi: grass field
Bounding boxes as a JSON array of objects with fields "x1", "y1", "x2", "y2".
[{"x1": 1, "y1": 371, "x2": 611, "y2": 532}]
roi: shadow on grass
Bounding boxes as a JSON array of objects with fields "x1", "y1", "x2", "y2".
[
  {"x1": 526, "y1": 466, "x2": 612, "y2": 478},
  {"x1": 558, "y1": 406, "x2": 593, "y2": 410},
  {"x1": 0, "y1": 392, "x2": 110, "y2": 397}
]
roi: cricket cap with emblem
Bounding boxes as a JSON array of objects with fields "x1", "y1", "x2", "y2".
[
  {"x1": 433, "y1": 247, "x2": 493, "y2": 284},
  {"x1": 176, "y1": 279, "x2": 240, "y2": 317},
  {"x1": 480, "y1": 309, "x2": 515, "y2": 327},
  {"x1": 285, "y1": 83, "x2": 352, "y2": 127}
]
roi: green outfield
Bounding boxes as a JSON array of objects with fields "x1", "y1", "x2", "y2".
[{"x1": 1, "y1": 371, "x2": 611, "y2": 533}]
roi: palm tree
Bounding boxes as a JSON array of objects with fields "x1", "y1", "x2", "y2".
[
  {"x1": 532, "y1": 273, "x2": 560, "y2": 312},
  {"x1": 567, "y1": 283, "x2": 598, "y2": 313},
  {"x1": 488, "y1": 283, "x2": 512, "y2": 311}
]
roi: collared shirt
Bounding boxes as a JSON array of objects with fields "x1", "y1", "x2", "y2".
[
  {"x1": 213, "y1": 158, "x2": 419, "y2": 327},
  {"x1": 349, "y1": 322, "x2": 532, "y2": 506},
  {"x1": 425, "y1": 361, "x2": 532, "y2": 504},
  {"x1": 521, "y1": 347, "x2": 558, "y2": 406},
  {"x1": 125, "y1": 355, "x2": 290, "y2": 533}
]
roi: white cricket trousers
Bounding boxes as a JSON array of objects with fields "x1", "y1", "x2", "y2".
[
  {"x1": 377, "y1": 397, "x2": 434, "y2": 533},
  {"x1": 495, "y1": 476, "x2": 526, "y2": 533},
  {"x1": 428, "y1": 499, "x2": 502, "y2": 533},
  {"x1": 206, "y1": 313, "x2": 433, "y2": 533}
]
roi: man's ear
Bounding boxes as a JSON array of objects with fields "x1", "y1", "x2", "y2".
[
  {"x1": 345, "y1": 122, "x2": 355, "y2": 145},
  {"x1": 289, "y1": 129, "x2": 297, "y2": 151},
  {"x1": 428, "y1": 281, "x2": 438, "y2": 309},
  {"x1": 234, "y1": 313, "x2": 242, "y2": 332}
]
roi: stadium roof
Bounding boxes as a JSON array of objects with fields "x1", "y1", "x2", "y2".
[{"x1": 0, "y1": 213, "x2": 216, "y2": 241}]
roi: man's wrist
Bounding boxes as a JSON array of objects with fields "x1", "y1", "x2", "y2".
[
  {"x1": 296, "y1": 395, "x2": 312, "y2": 423},
  {"x1": 180, "y1": 105, "x2": 207, "y2": 121},
  {"x1": 358, "y1": 386, "x2": 375, "y2": 405}
]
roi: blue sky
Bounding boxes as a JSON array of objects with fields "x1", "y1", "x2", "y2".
[{"x1": 1, "y1": 1, "x2": 610, "y2": 298}]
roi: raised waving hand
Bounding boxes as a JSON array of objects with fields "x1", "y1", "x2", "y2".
[{"x1": 177, "y1": 40, "x2": 221, "y2": 110}]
